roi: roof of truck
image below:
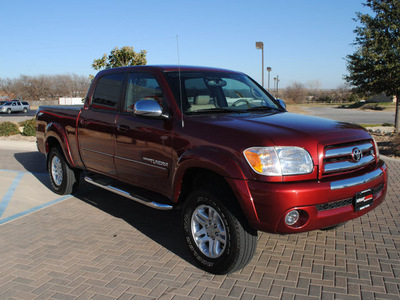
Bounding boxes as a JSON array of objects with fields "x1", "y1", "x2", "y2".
[{"x1": 96, "y1": 65, "x2": 243, "y2": 75}]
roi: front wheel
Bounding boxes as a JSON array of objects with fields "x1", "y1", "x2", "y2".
[
  {"x1": 183, "y1": 187, "x2": 257, "y2": 274},
  {"x1": 48, "y1": 147, "x2": 79, "y2": 195}
]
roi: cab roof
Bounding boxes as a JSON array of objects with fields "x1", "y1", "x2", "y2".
[{"x1": 96, "y1": 65, "x2": 243, "y2": 75}]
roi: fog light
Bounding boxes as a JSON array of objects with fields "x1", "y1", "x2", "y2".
[{"x1": 285, "y1": 210, "x2": 300, "y2": 226}]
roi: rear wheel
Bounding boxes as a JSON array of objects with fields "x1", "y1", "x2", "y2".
[
  {"x1": 183, "y1": 187, "x2": 257, "y2": 274},
  {"x1": 23, "y1": 107, "x2": 28, "y2": 113},
  {"x1": 48, "y1": 147, "x2": 79, "y2": 195}
]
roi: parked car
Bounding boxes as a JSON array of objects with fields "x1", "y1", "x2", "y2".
[
  {"x1": 36, "y1": 65, "x2": 387, "y2": 274},
  {"x1": 0, "y1": 100, "x2": 30, "y2": 114}
]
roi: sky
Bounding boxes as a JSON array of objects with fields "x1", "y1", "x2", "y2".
[{"x1": 0, "y1": 0, "x2": 370, "y2": 89}]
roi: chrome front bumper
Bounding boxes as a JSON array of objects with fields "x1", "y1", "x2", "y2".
[{"x1": 330, "y1": 164, "x2": 385, "y2": 190}]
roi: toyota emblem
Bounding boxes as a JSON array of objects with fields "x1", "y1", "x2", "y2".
[{"x1": 352, "y1": 148, "x2": 362, "y2": 162}]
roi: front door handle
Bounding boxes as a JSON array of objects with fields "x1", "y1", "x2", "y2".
[
  {"x1": 80, "y1": 119, "x2": 89, "y2": 126},
  {"x1": 117, "y1": 125, "x2": 129, "y2": 132}
]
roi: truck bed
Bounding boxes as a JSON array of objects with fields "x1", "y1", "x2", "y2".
[{"x1": 36, "y1": 105, "x2": 84, "y2": 169}]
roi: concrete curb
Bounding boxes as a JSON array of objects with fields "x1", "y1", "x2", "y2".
[{"x1": 381, "y1": 154, "x2": 400, "y2": 162}]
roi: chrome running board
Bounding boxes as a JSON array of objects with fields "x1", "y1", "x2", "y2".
[{"x1": 84, "y1": 176, "x2": 173, "y2": 211}]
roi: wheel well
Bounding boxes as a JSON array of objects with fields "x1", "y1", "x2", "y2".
[
  {"x1": 45, "y1": 137, "x2": 62, "y2": 171},
  {"x1": 179, "y1": 168, "x2": 255, "y2": 238},
  {"x1": 46, "y1": 136, "x2": 61, "y2": 154},
  {"x1": 178, "y1": 168, "x2": 236, "y2": 206}
]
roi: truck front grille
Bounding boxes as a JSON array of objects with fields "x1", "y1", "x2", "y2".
[
  {"x1": 315, "y1": 183, "x2": 384, "y2": 212},
  {"x1": 322, "y1": 140, "x2": 376, "y2": 175},
  {"x1": 316, "y1": 198, "x2": 353, "y2": 211}
]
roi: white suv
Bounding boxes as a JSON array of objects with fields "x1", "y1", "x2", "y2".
[{"x1": 0, "y1": 100, "x2": 30, "y2": 114}]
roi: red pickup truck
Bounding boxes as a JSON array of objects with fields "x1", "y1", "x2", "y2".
[{"x1": 36, "y1": 65, "x2": 387, "y2": 274}]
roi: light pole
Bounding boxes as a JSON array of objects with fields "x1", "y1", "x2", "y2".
[
  {"x1": 276, "y1": 75, "x2": 280, "y2": 98},
  {"x1": 266, "y1": 67, "x2": 272, "y2": 92},
  {"x1": 273, "y1": 77, "x2": 277, "y2": 97},
  {"x1": 255, "y1": 42, "x2": 264, "y2": 87}
]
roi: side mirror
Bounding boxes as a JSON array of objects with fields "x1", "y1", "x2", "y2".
[
  {"x1": 134, "y1": 100, "x2": 169, "y2": 119},
  {"x1": 276, "y1": 98, "x2": 286, "y2": 110}
]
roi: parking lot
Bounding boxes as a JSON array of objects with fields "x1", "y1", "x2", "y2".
[{"x1": 0, "y1": 139, "x2": 399, "y2": 299}]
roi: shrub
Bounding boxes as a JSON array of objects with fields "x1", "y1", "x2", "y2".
[
  {"x1": 21, "y1": 118, "x2": 36, "y2": 136},
  {"x1": 393, "y1": 134, "x2": 400, "y2": 157},
  {"x1": 0, "y1": 122, "x2": 20, "y2": 136},
  {"x1": 361, "y1": 103, "x2": 384, "y2": 110}
]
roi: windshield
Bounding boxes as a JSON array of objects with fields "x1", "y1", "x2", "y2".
[{"x1": 165, "y1": 71, "x2": 280, "y2": 114}]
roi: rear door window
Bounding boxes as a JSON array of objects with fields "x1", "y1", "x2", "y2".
[{"x1": 92, "y1": 73, "x2": 124, "y2": 110}]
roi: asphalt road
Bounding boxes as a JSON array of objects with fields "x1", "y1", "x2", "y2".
[
  {"x1": 0, "y1": 106, "x2": 396, "y2": 125},
  {"x1": 0, "y1": 110, "x2": 36, "y2": 123},
  {"x1": 301, "y1": 106, "x2": 395, "y2": 125}
]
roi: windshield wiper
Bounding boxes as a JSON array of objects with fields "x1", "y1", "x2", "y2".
[
  {"x1": 186, "y1": 108, "x2": 237, "y2": 114},
  {"x1": 242, "y1": 106, "x2": 281, "y2": 112}
]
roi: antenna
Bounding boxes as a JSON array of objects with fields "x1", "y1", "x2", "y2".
[{"x1": 176, "y1": 35, "x2": 184, "y2": 128}]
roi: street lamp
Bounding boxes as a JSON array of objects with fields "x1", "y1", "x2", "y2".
[
  {"x1": 255, "y1": 42, "x2": 264, "y2": 87},
  {"x1": 266, "y1": 67, "x2": 272, "y2": 91},
  {"x1": 273, "y1": 77, "x2": 277, "y2": 97},
  {"x1": 276, "y1": 75, "x2": 280, "y2": 98}
]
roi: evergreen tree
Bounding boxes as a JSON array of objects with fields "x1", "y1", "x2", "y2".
[{"x1": 345, "y1": 0, "x2": 400, "y2": 131}]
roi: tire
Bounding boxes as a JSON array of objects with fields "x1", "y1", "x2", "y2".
[
  {"x1": 48, "y1": 147, "x2": 80, "y2": 195},
  {"x1": 23, "y1": 108, "x2": 28, "y2": 114},
  {"x1": 183, "y1": 187, "x2": 257, "y2": 274},
  {"x1": 6, "y1": 108, "x2": 11, "y2": 114}
]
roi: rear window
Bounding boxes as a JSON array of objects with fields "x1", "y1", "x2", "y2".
[{"x1": 21, "y1": 102, "x2": 29, "y2": 105}]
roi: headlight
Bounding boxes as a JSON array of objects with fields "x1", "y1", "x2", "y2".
[{"x1": 243, "y1": 146, "x2": 313, "y2": 176}]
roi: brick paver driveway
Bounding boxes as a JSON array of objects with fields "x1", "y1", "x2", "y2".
[{"x1": 0, "y1": 147, "x2": 399, "y2": 299}]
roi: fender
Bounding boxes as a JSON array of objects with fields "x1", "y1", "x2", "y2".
[
  {"x1": 172, "y1": 146, "x2": 259, "y2": 223},
  {"x1": 44, "y1": 122, "x2": 75, "y2": 168}
]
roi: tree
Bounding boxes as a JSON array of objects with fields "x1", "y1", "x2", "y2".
[
  {"x1": 345, "y1": 0, "x2": 400, "y2": 131},
  {"x1": 92, "y1": 46, "x2": 147, "y2": 70},
  {"x1": 0, "y1": 74, "x2": 90, "y2": 100},
  {"x1": 284, "y1": 82, "x2": 308, "y2": 103},
  {"x1": 307, "y1": 80, "x2": 321, "y2": 97}
]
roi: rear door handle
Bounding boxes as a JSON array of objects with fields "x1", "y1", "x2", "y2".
[
  {"x1": 117, "y1": 125, "x2": 129, "y2": 132},
  {"x1": 80, "y1": 119, "x2": 89, "y2": 126}
]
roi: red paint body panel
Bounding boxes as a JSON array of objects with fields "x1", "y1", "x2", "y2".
[
  {"x1": 36, "y1": 65, "x2": 388, "y2": 234},
  {"x1": 245, "y1": 161, "x2": 386, "y2": 233}
]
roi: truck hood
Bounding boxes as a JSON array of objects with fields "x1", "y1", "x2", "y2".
[{"x1": 185, "y1": 111, "x2": 372, "y2": 159}]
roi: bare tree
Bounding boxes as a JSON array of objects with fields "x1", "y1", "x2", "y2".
[
  {"x1": 307, "y1": 80, "x2": 321, "y2": 97},
  {"x1": 284, "y1": 82, "x2": 308, "y2": 103},
  {"x1": 0, "y1": 74, "x2": 91, "y2": 100}
]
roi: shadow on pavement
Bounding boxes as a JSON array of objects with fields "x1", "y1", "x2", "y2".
[
  {"x1": 14, "y1": 150, "x2": 196, "y2": 267},
  {"x1": 74, "y1": 186, "x2": 195, "y2": 267},
  {"x1": 14, "y1": 151, "x2": 47, "y2": 174},
  {"x1": 14, "y1": 151, "x2": 51, "y2": 188}
]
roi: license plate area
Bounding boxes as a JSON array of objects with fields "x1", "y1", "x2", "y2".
[{"x1": 354, "y1": 189, "x2": 373, "y2": 212}]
